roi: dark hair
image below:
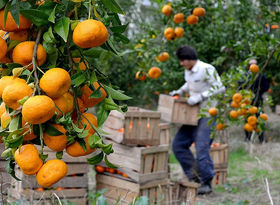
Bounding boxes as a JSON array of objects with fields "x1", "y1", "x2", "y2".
[{"x1": 176, "y1": 46, "x2": 198, "y2": 60}]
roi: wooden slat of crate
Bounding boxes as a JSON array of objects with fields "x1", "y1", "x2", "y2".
[
  {"x1": 103, "y1": 107, "x2": 161, "y2": 146},
  {"x1": 212, "y1": 168, "x2": 227, "y2": 187},
  {"x1": 159, "y1": 123, "x2": 171, "y2": 145},
  {"x1": 96, "y1": 174, "x2": 169, "y2": 205},
  {"x1": 29, "y1": 197, "x2": 87, "y2": 205},
  {"x1": 104, "y1": 139, "x2": 169, "y2": 184},
  {"x1": 157, "y1": 94, "x2": 199, "y2": 125},
  {"x1": 210, "y1": 144, "x2": 228, "y2": 169}
]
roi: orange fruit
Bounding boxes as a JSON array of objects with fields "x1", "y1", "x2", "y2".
[
  {"x1": 229, "y1": 110, "x2": 238, "y2": 119},
  {"x1": 186, "y1": 15, "x2": 199, "y2": 25},
  {"x1": 174, "y1": 27, "x2": 184, "y2": 38},
  {"x1": 95, "y1": 165, "x2": 105, "y2": 173},
  {"x1": 244, "y1": 123, "x2": 253, "y2": 132},
  {"x1": 9, "y1": 30, "x2": 29, "y2": 42},
  {"x1": 80, "y1": 82, "x2": 107, "y2": 108},
  {"x1": 0, "y1": 10, "x2": 32, "y2": 32},
  {"x1": 247, "y1": 116, "x2": 257, "y2": 125},
  {"x1": 73, "y1": 19, "x2": 108, "y2": 48},
  {"x1": 2, "y1": 81, "x2": 32, "y2": 110},
  {"x1": 231, "y1": 101, "x2": 240, "y2": 108},
  {"x1": 0, "y1": 76, "x2": 26, "y2": 98},
  {"x1": 232, "y1": 93, "x2": 242, "y2": 103},
  {"x1": 271, "y1": 25, "x2": 279, "y2": 29},
  {"x1": 12, "y1": 41, "x2": 47, "y2": 70},
  {"x1": 135, "y1": 71, "x2": 147, "y2": 81},
  {"x1": 0, "y1": 102, "x2": 5, "y2": 117},
  {"x1": 39, "y1": 68, "x2": 71, "y2": 99},
  {"x1": 173, "y1": 13, "x2": 185, "y2": 23},
  {"x1": 216, "y1": 123, "x2": 226, "y2": 130},
  {"x1": 107, "y1": 168, "x2": 116, "y2": 174},
  {"x1": 1, "y1": 111, "x2": 11, "y2": 129},
  {"x1": 208, "y1": 107, "x2": 218, "y2": 116},
  {"x1": 164, "y1": 27, "x2": 175, "y2": 40},
  {"x1": 22, "y1": 95, "x2": 55, "y2": 124},
  {"x1": 248, "y1": 106, "x2": 258, "y2": 114},
  {"x1": 53, "y1": 93, "x2": 74, "y2": 116},
  {"x1": 22, "y1": 118, "x2": 37, "y2": 141},
  {"x1": 193, "y1": 7, "x2": 206, "y2": 17},
  {"x1": 66, "y1": 113, "x2": 97, "y2": 157},
  {"x1": 157, "y1": 52, "x2": 169, "y2": 62},
  {"x1": 0, "y1": 30, "x2": 7, "y2": 38},
  {"x1": 259, "y1": 113, "x2": 268, "y2": 121},
  {"x1": 122, "y1": 173, "x2": 129, "y2": 178},
  {"x1": 14, "y1": 144, "x2": 43, "y2": 175},
  {"x1": 0, "y1": 38, "x2": 7, "y2": 59},
  {"x1": 63, "y1": 92, "x2": 74, "y2": 113},
  {"x1": 36, "y1": 159, "x2": 68, "y2": 188},
  {"x1": 161, "y1": 5, "x2": 172, "y2": 16},
  {"x1": 249, "y1": 64, "x2": 259, "y2": 73},
  {"x1": 43, "y1": 124, "x2": 67, "y2": 152},
  {"x1": 77, "y1": 97, "x2": 85, "y2": 112},
  {"x1": 148, "y1": 67, "x2": 161, "y2": 79},
  {"x1": 73, "y1": 58, "x2": 88, "y2": 71},
  {"x1": 243, "y1": 98, "x2": 251, "y2": 105}
]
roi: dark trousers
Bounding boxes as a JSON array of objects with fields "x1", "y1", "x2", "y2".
[{"x1": 172, "y1": 117, "x2": 215, "y2": 184}]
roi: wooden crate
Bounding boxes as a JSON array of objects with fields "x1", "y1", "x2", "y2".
[
  {"x1": 0, "y1": 144, "x2": 11, "y2": 202},
  {"x1": 103, "y1": 139, "x2": 169, "y2": 184},
  {"x1": 212, "y1": 168, "x2": 227, "y2": 187},
  {"x1": 157, "y1": 94, "x2": 199, "y2": 125},
  {"x1": 103, "y1": 107, "x2": 161, "y2": 146},
  {"x1": 9, "y1": 148, "x2": 90, "y2": 204},
  {"x1": 169, "y1": 180, "x2": 199, "y2": 205},
  {"x1": 96, "y1": 174, "x2": 170, "y2": 205},
  {"x1": 159, "y1": 123, "x2": 171, "y2": 145}
]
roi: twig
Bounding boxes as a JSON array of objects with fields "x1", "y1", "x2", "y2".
[
  {"x1": 0, "y1": 173, "x2": 4, "y2": 205},
  {"x1": 52, "y1": 192, "x2": 63, "y2": 205},
  {"x1": 265, "y1": 178, "x2": 274, "y2": 205}
]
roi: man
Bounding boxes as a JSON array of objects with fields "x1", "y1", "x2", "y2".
[
  {"x1": 245, "y1": 59, "x2": 269, "y2": 143},
  {"x1": 169, "y1": 45, "x2": 225, "y2": 194}
]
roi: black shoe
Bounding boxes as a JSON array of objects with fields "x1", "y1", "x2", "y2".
[
  {"x1": 197, "y1": 184, "x2": 212, "y2": 195},
  {"x1": 189, "y1": 175, "x2": 200, "y2": 183}
]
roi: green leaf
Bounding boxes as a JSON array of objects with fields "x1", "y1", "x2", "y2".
[
  {"x1": 45, "y1": 124, "x2": 63, "y2": 136},
  {"x1": 43, "y1": 27, "x2": 56, "y2": 44},
  {"x1": 87, "y1": 152, "x2": 104, "y2": 165},
  {"x1": 103, "y1": 85, "x2": 131, "y2": 100},
  {"x1": 3, "y1": 2, "x2": 11, "y2": 29},
  {"x1": 89, "y1": 70, "x2": 97, "y2": 83},
  {"x1": 90, "y1": 89, "x2": 102, "y2": 99},
  {"x1": 82, "y1": 47, "x2": 103, "y2": 62},
  {"x1": 71, "y1": 73, "x2": 86, "y2": 87},
  {"x1": 101, "y1": 0, "x2": 124, "y2": 14},
  {"x1": 48, "y1": 5, "x2": 56, "y2": 23},
  {"x1": 101, "y1": 40, "x2": 119, "y2": 55},
  {"x1": 8, "y1": 115, "x2": 20, "y2": 132},
  {"x1": 88, "y1": 133, "x2": 101, "y2": 147},
  {"x1": 114, "y1": 33, "x2": 130, "y2": 44},
  {"x1": 39, "y1": 153, "x2": 48, "y2": 162},
  {"x1": 7, "y1": 160, "x2": 21, "y2": 181},
  {"x1": 10, "y1": 2, "x2": 20, "y2": 27},
  {"x1": 47, "y1": 50, "x2": 58, "y2": 68},
  {"x1": 97, "y1": 103, "x2": 109, "y2": 127},
  {"x1": 110, "y1": 24, "x2": 128, "y2": 33},
  {"x1": 101, "y1": 143, "x2": 113, "y2": 155},
  {"x1": 7, "y1": 40, "x2": 20, "y2": 51},
  {"x1": 6, "y1": 135, "x2": 23, "y2": 148},
  {"x1": 71, "y1": 121, "x2": 84, "y2": 133},
  {"x1": 56, "y1": 151, "x2": 63, "y2": 160},
  {"x1": 54, "y1": 17, "x2": 70, "y2": 42},
  {"x1": 0, "y1": 0, "x2": 7, "y2": 10},
  {"x1": 78, "y1": 130, "x2": 89, "y2": 139},
  {"x1": 104, "y1": 155, "x2": 118, "y2": 168},
  {"x1": 20, "y1": 9, "x2": 49, "y2": 27},
  {"x1": 77, "y1": 138, "x2": 87, "y2": 151}
]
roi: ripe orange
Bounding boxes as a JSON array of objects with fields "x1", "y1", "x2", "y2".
[
  {"x1": 43, "y1": 124, "x2": 67, "y2": 152},
  {"x1": 22, "y1": 95, "x2": 55, "y2": 124},
  {"x1": 193, "y1": 7, "x2": 206, "y2": 17},
  {"x1": 1, "y1": 111, "x2": 11, "y2": 129},
  {"x1": 14, "y1": 144, "x2": 43, "y2": 175},
  {"x1": 0, "y1": 10, "x2": 32, "y2": 32},
  {"x1": 63, "y1": 92, "x2": 74, "y2": 113},
  {"x1": 157, "y1": 52, "x2": 169, "y2": 62},
  {"x1": 95, "y1": 165, "x2": 105, "y2": 173},
  {"x1": 73, "y1": 19, "x2": 108, "y2": 48},
  {"x1": 259, "y1": 113, "x2": 268, "y2": 121},
  {"x1": 0, "y1": 30, "x2": 7, "y2": 38},
  {"x1": 164, "y1": 27, "x2": 175, "y2": 40},
  {"x1": 53, "y1": 93, "x2": 74, "y2": 116},
  {"x1": 186, "y1": 15, "x2": 199, "y2": 25},
  {"x1": 77, "y1": 97, "x2": 85, "y2": 113},
  {"x1": 174, "y1": 27, "x2": 184, "y2": 38},
  {"x1": 73, "y1": 58, "x2": 88, "y2": 71},
  {"x1": 80, "y1": 82, "x2": 107, "y2": 108},
  {"x1": 0, "y1": 38, "x2": 7, "y2": 60},
  {"x1": 208, "y1": 107, "x2": 218, "y2": 116},
  {"x1": 231, "y1": 101, "x2": 240, "y2": 108},
  {"x1": 107, "y1": 168, "x2": 116, "y2": 174},
  {"x1": 229, "y1": 110, "x2": 238, "y2": 119},
  {"x1": 148, "y1": 67, "x2": 161, "y2": 79},
  {"x1": 0, "y1": 76, "x2": 26, "y2": 98},
  {"x1": 232, "y1": 93, "x2": 242, "y2": 103},
  {"x1": 2, "y1": 81, "x2": 33, "y2": 110},
  {"x1": 122, "y1": 173, "x2": 129, "y2": 178},
  {"x1": 248, "y1": 106, "x2": 258, "y2": 114},
  {"x1": 249, "y1": 64, "x2": 259, "y2": 73},
  {"x1": 12, "y1": 41, "x2": 47, "y2": 70},
  {"x1": 173, "y1": 13, "x2": 185, "y2": 23},
  {"x1": 247, "y1": 116, "x2": 257, "y2": 125},
  {"x1": 22, "y1": 118, "x2": 37, "y2": 141},
  {"x1": 161, "y1": 5, "x2": 172, "y2": 16},
  {"x1": 243, "y1": 98, "x2": 251, "y2": 105},
  {"x1": 135, "y1": 71, "x2": 147, "y2": 81},
  {"x1": 39, "y1": 68, "x2": 71, "y2": 99},
  {"x1": 271, "y1": 25, "x2": 279, "y2": 29},
  {"x1": 36, "y1": 159, "x2": 68, "y2": 188},
  {"x1": 216, "y1": 123, "x2": 226, "y2": 130},
  {"x1": 9, "y1": 30, "x2": 29, "y2": 42},
  {"x1": 244, "y1": 123, "x2": 253, "y2": 132}
]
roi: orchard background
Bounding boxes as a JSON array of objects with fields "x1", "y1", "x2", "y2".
[{"x1": 0, "y1": 0, "x2": 280, "y2": 204}]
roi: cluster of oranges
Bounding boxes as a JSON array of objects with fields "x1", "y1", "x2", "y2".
[
  {"x1": 162, "y1": 4, "x2": 206, "y2": 41},
  {"x1": 0, "y1": 7, "x2": 109, "y2": 188},
  {"x1": 95, "y1": 165, "x2": 129, "y2": 178}
]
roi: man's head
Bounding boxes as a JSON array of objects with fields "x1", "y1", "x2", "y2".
[
  {"x1": 249, "y1": 59, "x2": 257, "y2": 65},
  {"x1": 176, "y1": 46, "x2": 198, "y2": 70}
]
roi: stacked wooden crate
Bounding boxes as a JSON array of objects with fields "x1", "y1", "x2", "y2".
[
  {"x1": 100, "y1": 107, "x2": 173, "y2": 204},
  {"x1": 9, "y1": 149, "x2": 89, "y2": 205},
  {"x1": 0, "y1": 144, "x2": 11, "y2": 203}
]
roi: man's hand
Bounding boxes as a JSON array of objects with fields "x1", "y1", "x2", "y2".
[
  {"x1": 186, "y1": 94, "x2": 203, "y2": 105},
  {"x1": 169, "y1": 90, "x2": 180, "y2": 96}
]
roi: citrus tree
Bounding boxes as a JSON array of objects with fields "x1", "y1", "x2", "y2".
[{"x1": 0, "y1": 0, "x2": 131, "y2": 188}]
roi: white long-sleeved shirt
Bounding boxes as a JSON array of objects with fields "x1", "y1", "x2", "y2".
[{"x1": 175, "y1": 60, "x2": 225, "y2": 108}]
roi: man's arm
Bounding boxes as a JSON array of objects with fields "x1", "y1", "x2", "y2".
[{"x1": 169, "y1": 82, "x2": 189, "y2": 96}]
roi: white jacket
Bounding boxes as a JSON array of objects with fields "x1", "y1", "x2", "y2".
[{"x1": 172, "y1": 60, "x2": 225, "y2": 108}]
